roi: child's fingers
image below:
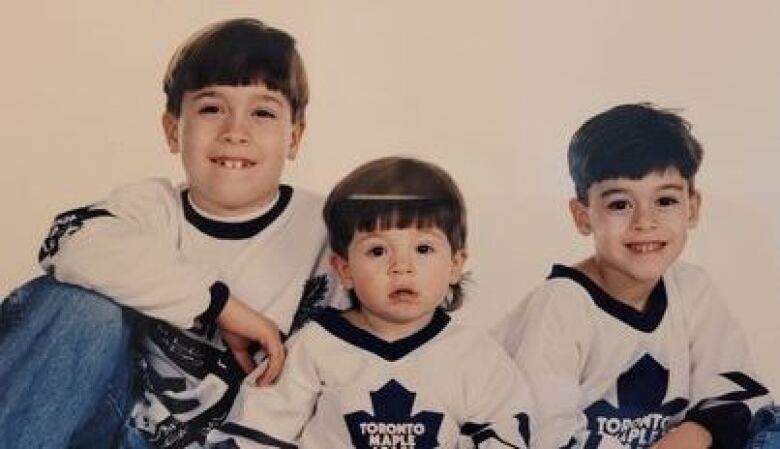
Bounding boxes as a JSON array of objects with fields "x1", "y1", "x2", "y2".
[
  {"x1": 232, "y1": 349, "x2": 256, "y2": 375},
  {"x1": 255, "y1": 339, "x2": 285, "y2": 386}
]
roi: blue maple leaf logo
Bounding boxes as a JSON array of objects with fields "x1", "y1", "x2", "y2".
[
  {"x1": 344, "y1": 379, "x2": 444, "y2": 448},
  {"x1": 584, "y1": 354, "x2": 688, "y2": 448}
]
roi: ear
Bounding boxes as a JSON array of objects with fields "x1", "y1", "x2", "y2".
[
  {"x1": 449, "y1": 249, "x2": 467, "y2": 284},
  {"x1": 162, "y1": 112, "x2": 180, "y2": 154},
  {"x1": 569, "y1": 198, "x2": 593, "y2": 236},
  {"x1": 687, "y1": 189, "x2": 702, "y2": 229},
  {"x1": 330, "y1": 252, "x2": 353, "y2": 289},
  {"x1": 286, "y1": 122, "x2": 305, "y2": 161}
]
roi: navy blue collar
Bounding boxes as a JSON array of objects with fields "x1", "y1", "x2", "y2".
[
  {"x1": 314, "y1": 307, "x2": 450, "y2": 361},
  {"x1": 181, "y1": 185, "x2": 292, "y2": 239},
  {"x1": 548, "y1": 264, "x2": 667, "y2": 333}
]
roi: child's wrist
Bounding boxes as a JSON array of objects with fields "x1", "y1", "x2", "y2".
[{"x1": 679, "y1": 421, "x2": 713, "y2": 447}]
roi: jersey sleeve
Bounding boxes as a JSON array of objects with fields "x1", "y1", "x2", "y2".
[
  {"x1": 492, "y1": 284, "x2": 624, "y2": 449},
  {"x1": 287, "y1": 247, "x2": 350, "y2": 336},
  {"x1": 206, "y1": 329, "x2": 320, "y2": 448},
  {"x1": 38, "y1": 178, "x2": 221, "y2": 328},
  {"x1": 674, "y1": 264, "x2": 772, "y2": 448},
  {"x1": 459, "y1": 334, "x2": 535, "y2": 449}
]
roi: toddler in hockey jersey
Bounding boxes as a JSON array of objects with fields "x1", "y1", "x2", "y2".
[
  {"x1": 494, "y1": 103, "x2": 773, "y2": 449},
  {"x1": 207, "y1": 156, "x2": 535, "y2": 448},
  {"x1": 1, "y1": 18, "x2": 341, "y2": 449}
]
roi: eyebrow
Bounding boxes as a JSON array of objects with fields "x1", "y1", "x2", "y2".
[
  {"x1": 599, "y1": 183, "x2": 685, "y2": 199},
  {"x1": 189, "y1": 90, "x2": 285, "y2": 106},
  {"x1": 190, "y1": 90, "x2": 219, "y2": 101},
  {"x1": 656, "y1": 183, "x2": 686, "y2": 192}
]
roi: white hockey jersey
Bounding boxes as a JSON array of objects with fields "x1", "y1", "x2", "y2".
[
  {"x1": 207, "y1": 308, "x2": 534, "y2": 449},
  {"x1": 39, "y1": 178, "x2": 340, "y2": 449},
  {"x1": 493, "y1": 262, "x2": 771, "y2": 449}
]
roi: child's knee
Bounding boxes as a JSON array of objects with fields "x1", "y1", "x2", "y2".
[{"x1": 13, "y1": 277, "x2": 129, "y2": 351}]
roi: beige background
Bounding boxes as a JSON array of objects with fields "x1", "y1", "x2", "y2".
[{"x1": 2, "y1": 1, "x2": 779, "y2": 396}]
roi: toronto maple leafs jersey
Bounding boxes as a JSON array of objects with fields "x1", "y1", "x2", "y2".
[
  {"x1": 38, "y1": 178, "x2": 341, "y2": 449},
  {"x1": 493, "y1": 261, "x2": 772, "y2": 449},
  {"x1": 206, "y1": 307, "x2": 534, "y2": 449}
]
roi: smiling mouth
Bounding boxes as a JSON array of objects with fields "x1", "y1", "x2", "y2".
[
  {"x1": 626, "y1": 241, "x2": 666, "y2": 253},
  {"x1": 210, "y1": 156, "x2": 256, "y2": 169}
]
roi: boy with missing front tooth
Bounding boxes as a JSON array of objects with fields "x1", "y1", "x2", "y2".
[
  {"x1": 207, "y1": 157, "x2": 535, "y2": 448},
  {"x1": 0, "y1": 18, "x2": 341, "y2": 448},
  {"x1": 494, "y1": 103, "x2": 772, "y2": 449}
]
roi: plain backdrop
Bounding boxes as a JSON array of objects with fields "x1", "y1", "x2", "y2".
[{"x1": 2, "y1": 1, "x2": 779, "y2": 396}]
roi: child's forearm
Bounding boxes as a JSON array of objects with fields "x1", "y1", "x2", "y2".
[
  {"x1": 218, "y1": 296, "x2": 285, "y2": 386},
  {"x1": 652, "y1": 422, "x2": 712, "y2": 448}
]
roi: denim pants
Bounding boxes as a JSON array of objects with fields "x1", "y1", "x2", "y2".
[
  {"x1": 748, "y1": 406, "x2": 780, "y2": 448},
  {"x1": 0, "y1": 276, "x2": 148, "y2": 449}
]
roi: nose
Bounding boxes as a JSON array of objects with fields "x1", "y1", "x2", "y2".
[
  {"x1": 221, "y1": 114, "x2": 250, "y2": 145},
  {"x1": 390, "y1": 250, "x2": 415, "y2": 275},
  {"x1": 632, "y1": 203, "x2": 657, "y2": 231}
]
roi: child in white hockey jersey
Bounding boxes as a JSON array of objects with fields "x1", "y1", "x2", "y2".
[
  {"x1": 494, "y1": 103, "x2": 773, "y2": 449},
  {"x1": 1, "y1": 19, "x2": 341, "y2": 449},
  {"x1": 208, "y1": 156, "x2": 535, "y2": 448}
]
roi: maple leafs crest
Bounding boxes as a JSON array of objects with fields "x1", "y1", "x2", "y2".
[
  {"x1": 584, "y1": 354, "x2": 688, "y2": 448},
  {"x1": 344, "y1": 379, "x2": 444, "y2": 448}
]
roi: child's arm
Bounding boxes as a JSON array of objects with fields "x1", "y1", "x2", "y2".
[
  {"x1": 206, "y1": 329, "x2": 320, "y2": 448},
  {"x1": 217, "y1": 297, "x2": 284, "y2": 386},
  {"x1": 651, "y1": 421, "x2": 712, "y2": 448},
  {"x1": 38, "y1": 179, "x2": 229, "y2": 328},
  {"x1": 674, "y1": 264, "x2": 772, "y2": 448}
]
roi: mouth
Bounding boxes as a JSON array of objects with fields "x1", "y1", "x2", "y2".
[
  {"x1": 389, "y1": 288, "x2": 419, "y2": 302},
  {"x1": 625, "y1": 241, "x2": 666, "y2": 254},
  {"x1": 210, "y1": 156, "x2": 256, "y2": 170}
]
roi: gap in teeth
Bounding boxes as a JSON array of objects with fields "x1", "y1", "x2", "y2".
[{"x1": 215, "y1": 158, "x2": 250, "y2": 169}]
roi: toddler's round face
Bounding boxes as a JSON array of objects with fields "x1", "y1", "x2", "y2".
[{"x1": 333, "y1": 226, "x2": 465, "y2": 339}]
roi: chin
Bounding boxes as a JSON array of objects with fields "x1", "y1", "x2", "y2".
[{"x1": 624, "y1": 265, "x2": 668, "y2": 283}]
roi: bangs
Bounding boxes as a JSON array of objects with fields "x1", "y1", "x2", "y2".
[
  {"x1": 584, "y1": 135, "x2": 698, "y2": 186},
  {"x1": 177, "y1": 35, "x2": 293, "y2": 95},
  {"x1": 353, "y1": 199, "x2": 457, "y2": 234},
  {"x1": 329, "y1": 198, "x2": 464, "y2": 255}
]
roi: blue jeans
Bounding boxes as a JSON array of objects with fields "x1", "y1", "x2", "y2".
[
  {"x1": 748, "y1": 406, "x2": 780, "y2": 448},
  {"x1": 0, "y1": 276, "x2": 147, "y2": 449}
]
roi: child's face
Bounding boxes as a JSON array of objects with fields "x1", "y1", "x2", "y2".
[
  {"x1": 162, "y1": 83, "x2": 303, "y2": 217},
  {"x1": 570, "y1": 168, "x2": 701, "y2": 286},
  {"x1": 332, "y1": 226, "x2": 465, "y2": 333}
]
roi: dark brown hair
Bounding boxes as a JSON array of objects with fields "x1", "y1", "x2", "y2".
[
  {"x1": 568, "y1": 103, "x2": 703, "y2": 202},
  {"x1": 163, "y1": 18, "x2": 308, "y2": 124}
]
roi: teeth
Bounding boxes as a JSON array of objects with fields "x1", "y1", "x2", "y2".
[
  {"x1": 214, "y1": 158, "x2": 251, "y2": 169},
  {"x1": 629, "y1": 242, "x2": 663, "y2": 253}
]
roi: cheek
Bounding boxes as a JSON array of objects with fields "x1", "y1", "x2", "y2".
[
  {"x1": 591, "y1": 216, "x2": 624, "y2": 238},
  {"x1": 348, "y1": 259, "x2": 384, "y2": 284}
]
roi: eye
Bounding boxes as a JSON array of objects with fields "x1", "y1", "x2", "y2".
[
  {"x1": 198, "y1": 104, "x2": 221, "y2": 114},
  {"x1": 367, "y1": 246, "x2": 386, "y2": 257},
  {"x1": 606, "y1": 199, "x2": 631, "y2": 211},
  {"x1": 416, "y1": 244, "x2": 434, "y2": 255},
  {"x1": 252, "y1": 108, "x2": 277, "y2": 119},
  {"x1": 657, "y1": 196, "x2": 680, "y2": 207}
]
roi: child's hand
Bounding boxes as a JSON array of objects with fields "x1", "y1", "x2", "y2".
[
  {"x1": 217, "y1": 296, "x2": 285, "y2": 387},
  {"x1": 652, "y1": 422, "x2": 712, "y2": 449},
  {"x1": 221, "y1": 330, "x2": 257, "y2": 375}
]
